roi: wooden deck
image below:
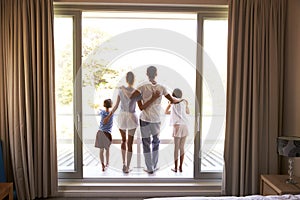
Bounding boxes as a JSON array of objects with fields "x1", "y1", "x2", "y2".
[{"x1": 58, "y1": 139, "x2": 224, "y2": 178}]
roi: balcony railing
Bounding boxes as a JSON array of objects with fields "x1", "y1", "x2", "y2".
[{"x1": 57, "y1": 113, "x2": 224, "y2": 178}]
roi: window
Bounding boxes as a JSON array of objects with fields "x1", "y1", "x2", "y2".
[{"x1": 54, "y1": 7, "x2": 227, "y2": 181}]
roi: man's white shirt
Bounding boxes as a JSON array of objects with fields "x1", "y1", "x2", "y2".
[{"x1": 137, "y1": 81, "x2": 168, "y2": 123}]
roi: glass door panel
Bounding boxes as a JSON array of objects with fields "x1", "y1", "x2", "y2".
[
  {"x1": 54, "y1": 17, "x2": 75, "y2": 172},
  {"x1": 199, "y1": 19, "x2": 227, "y2": 173},
  {"x1": 81, "y1": 11, "x2": 197, "y2": 178}
]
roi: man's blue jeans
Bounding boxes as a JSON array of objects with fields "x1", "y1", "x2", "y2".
[{"x1": 140, "y1": 120, "x2": 161, "y2": 172}]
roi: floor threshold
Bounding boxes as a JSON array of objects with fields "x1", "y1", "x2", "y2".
[{"x1": 57, "y1": 179, "x2": 222, "y2": 198}]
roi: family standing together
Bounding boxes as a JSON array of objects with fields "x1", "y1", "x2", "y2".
[{"x1": 94, "y1": 66, "x2": 190, "y2": 174}]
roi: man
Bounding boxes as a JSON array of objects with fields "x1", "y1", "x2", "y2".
[{"x1": 132, "y1": 66, "x2": 179, "y2": 174}]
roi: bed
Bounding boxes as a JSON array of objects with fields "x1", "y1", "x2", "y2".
[{"x1": 145, "y1": 194, "x2": 300, "y2": 200}]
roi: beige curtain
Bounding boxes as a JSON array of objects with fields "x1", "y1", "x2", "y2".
[
  {"x1": 0, "y1": 0, "x2": 57, "y2": 199},
  {"x1": 223, "y1": 0, "x2": 286, "y2": 196}
]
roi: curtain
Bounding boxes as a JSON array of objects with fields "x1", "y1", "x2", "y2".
[
  {"x1": 223, "y1": 0, "x2": 286, "y2": 196},
  {"x1": 0, "y1": 0, "x2": 57, "y2": 199}
]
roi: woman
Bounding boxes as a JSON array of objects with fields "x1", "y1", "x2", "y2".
[{"x1": 105, "y1": 71, "x2": 158, "y2": 173}]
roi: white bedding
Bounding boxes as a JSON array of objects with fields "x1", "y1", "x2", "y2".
[{"x1": 145, "y1": 194, "x2": 300, "y2": 200}]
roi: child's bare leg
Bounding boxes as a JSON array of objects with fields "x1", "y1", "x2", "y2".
[
  {"x1": 172, "y1": 137, "x2": 180, "y2": 172},
  {"x1": 179, "y1": 154, "x2": 184, "y2": 172},
  {"x1": 105, "y1": 147, "x2": 110, "y2": 167},
  {"x1": 100, "y1": 148, "x2": 105, "y2": 171},
  {"x1": 179, "y1": 136, "x2": 187, "y2": 172}
]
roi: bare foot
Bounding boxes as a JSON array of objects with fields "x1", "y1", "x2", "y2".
[
  {"x1": 124, "y1": 167, "x2": 132, "y2": 173},
  {"x1": 122, "y1": 165, "x2": 127, "y2": 173}
]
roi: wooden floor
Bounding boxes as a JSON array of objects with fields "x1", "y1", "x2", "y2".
[{"x1": 58, "y1": 141, "x2": 224, "y2": 178}]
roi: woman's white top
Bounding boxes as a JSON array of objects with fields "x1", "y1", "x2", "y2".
[{"x1": 116, "y1": 87, "x2": 139, "y2": 130}]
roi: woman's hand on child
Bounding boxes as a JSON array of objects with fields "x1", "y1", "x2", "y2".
[{"x1": 103, "y1": 115, "x2": 110, "y2": 124}]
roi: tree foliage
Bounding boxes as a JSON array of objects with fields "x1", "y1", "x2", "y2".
[
  {"x1": 55, "y1": 43, "x2": 73, "y2": 105},
  {"x1": 82, "y1": 25, "x2": 120, "y2": 89},
  {"x1": 56, "y1": 24, "x2": 121, "y2": 105}
]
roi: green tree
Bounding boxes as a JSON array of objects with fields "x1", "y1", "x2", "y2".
[
  {"x1": 56, "y1": 24, "x2": 124, "y2": 105},
  {"x1": 82, "y1": 26, "x2": 120, "y2": 89},
  {"x1": 55, "y1": 44, "x2": 73, "y2": 105}
]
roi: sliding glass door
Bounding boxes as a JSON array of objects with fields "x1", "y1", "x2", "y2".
[
  {"x1": 54, "y1": 7, "x2": 227, "y2": 180},
  {"x1": 81, "y1": 11, "x2": 197, "y2": 178},
  {"x1": 196, "y1": 14, "x2": 227, "y2": 178},
  {"x1": 54, "y1": 11, "x2": 82, "y2": 178}
]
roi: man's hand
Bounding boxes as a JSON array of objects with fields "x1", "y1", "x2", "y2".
[{"x1": 152, "y1": 90, "x2": 161, "y2": 99}]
